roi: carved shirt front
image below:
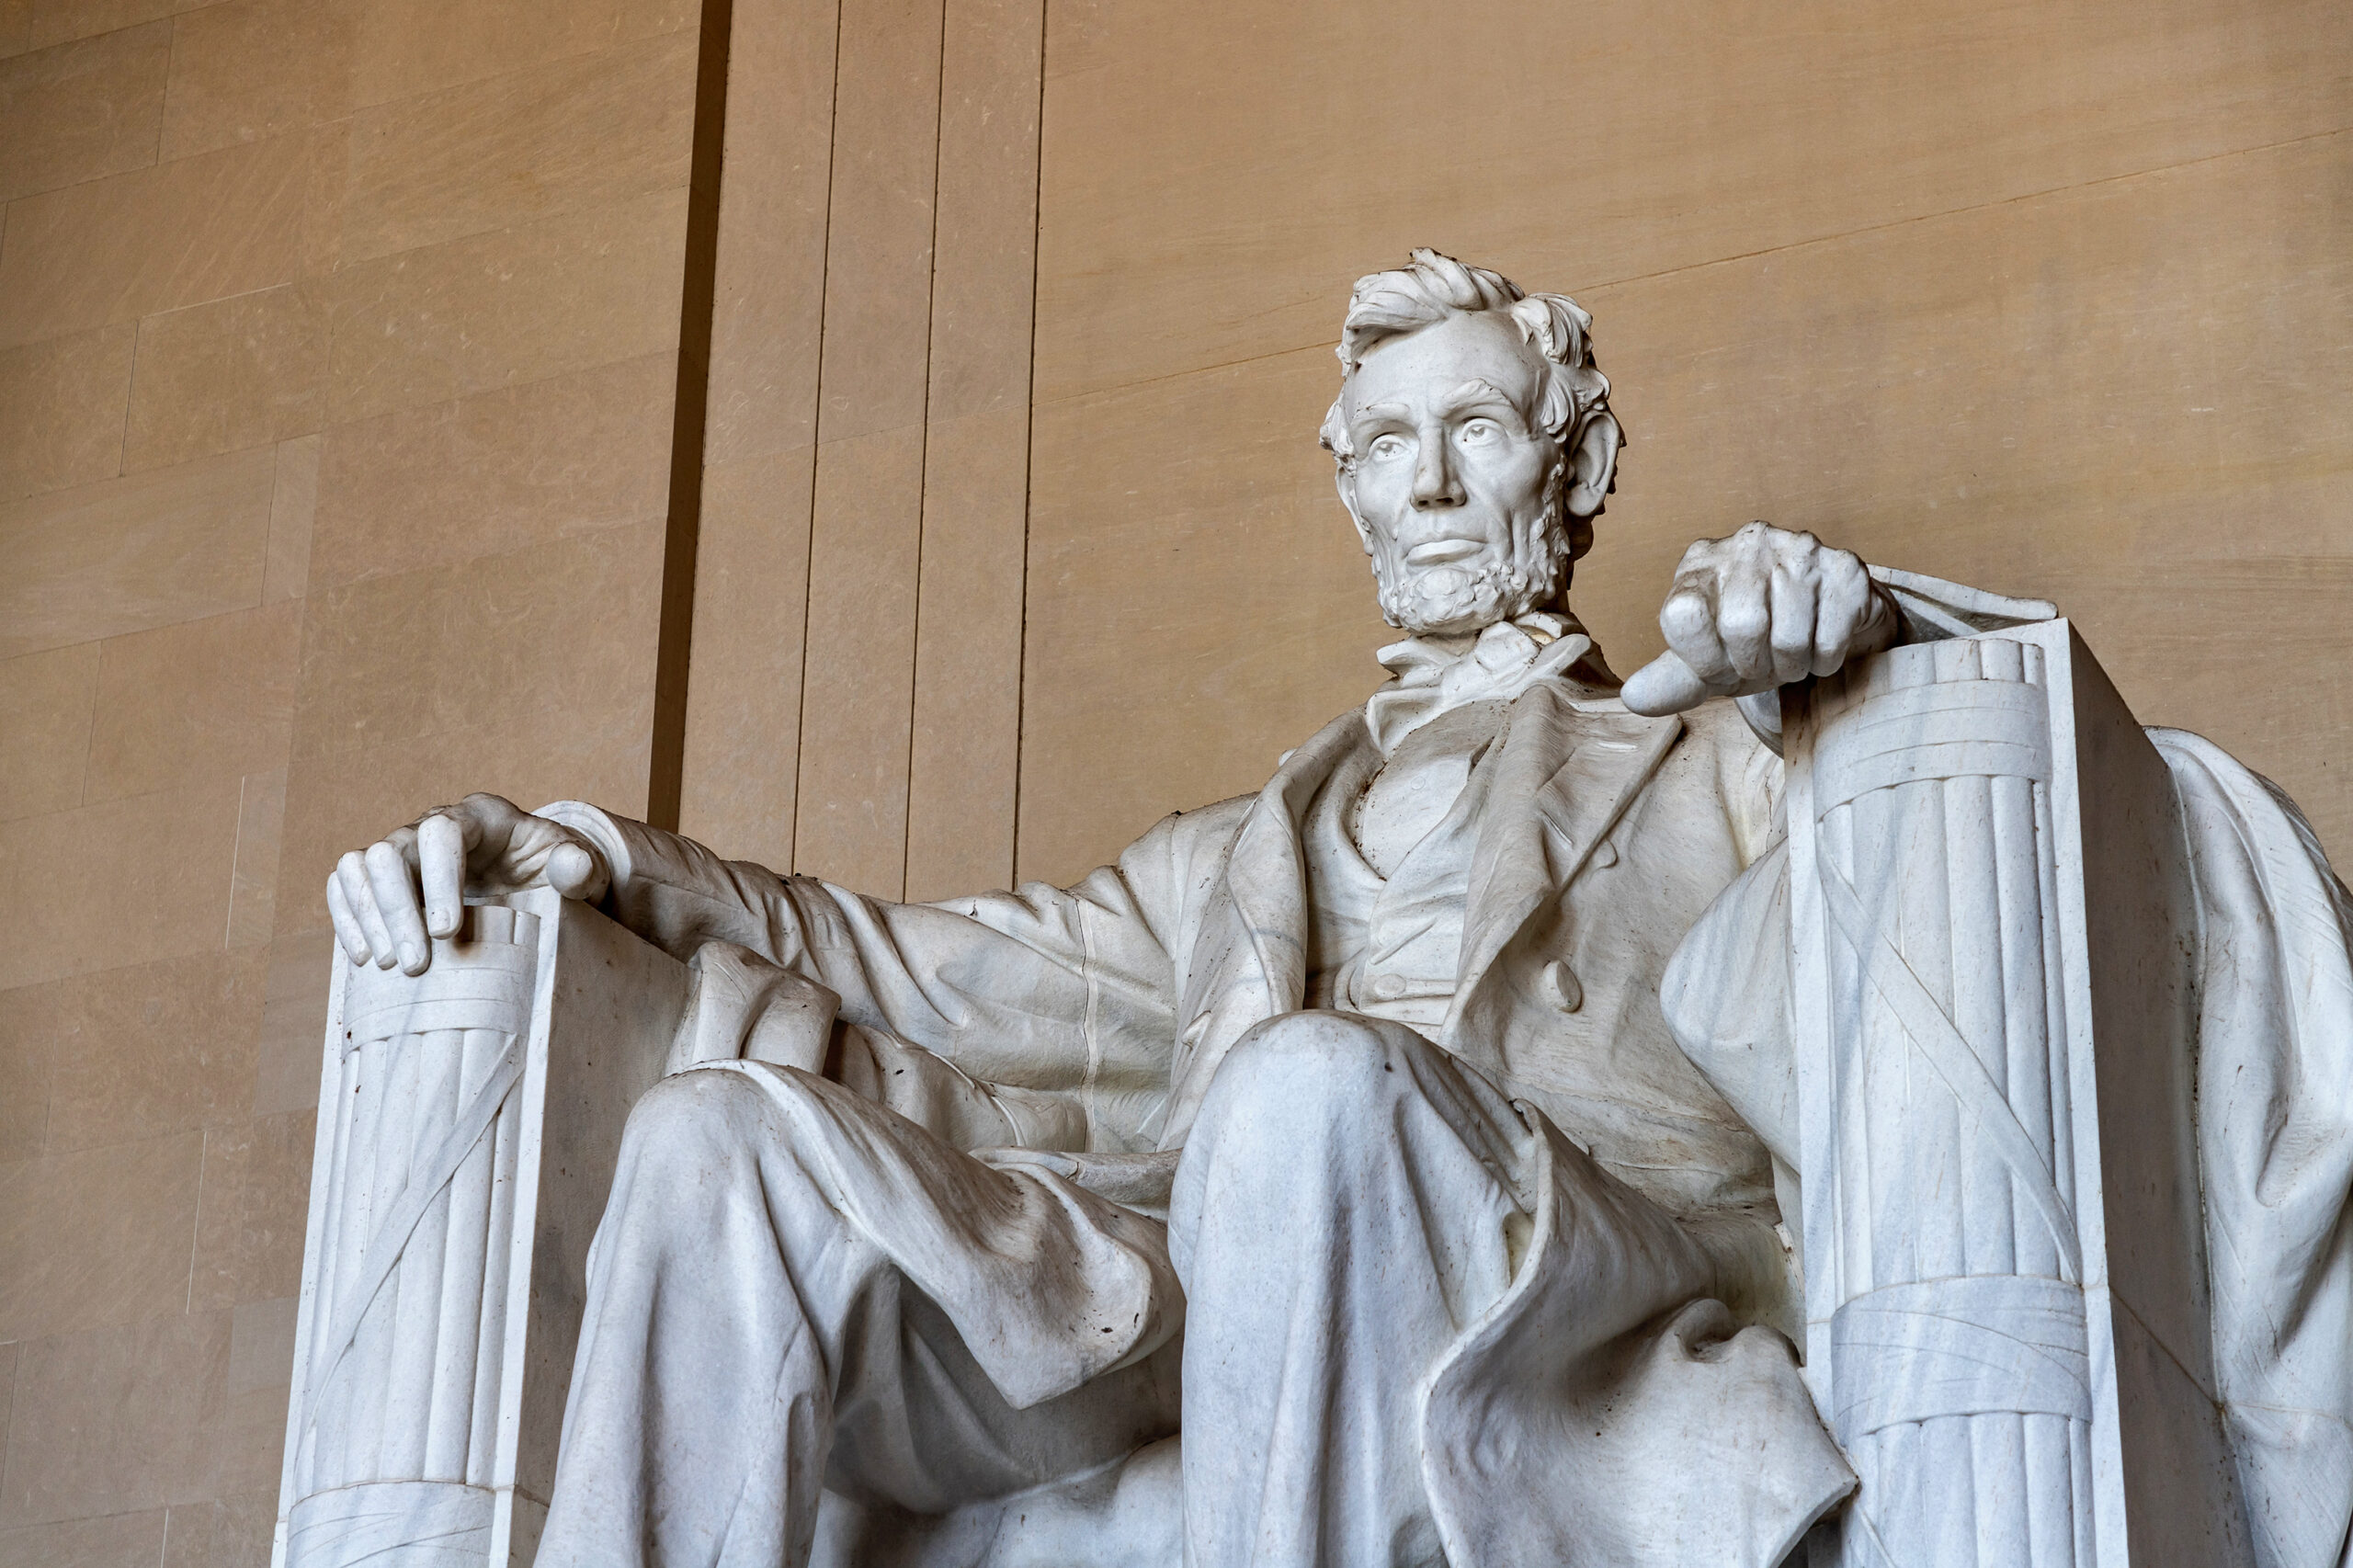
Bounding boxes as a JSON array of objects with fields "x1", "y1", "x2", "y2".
[{"x1": 1302, "y1": 617, "x2": 1591, "y2": 1030}]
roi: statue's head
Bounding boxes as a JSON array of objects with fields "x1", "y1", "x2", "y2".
[{"x1": 1321, "y1": 249, "x2": 1621, "y2": 638}]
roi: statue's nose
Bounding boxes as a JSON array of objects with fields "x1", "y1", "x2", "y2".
[{"x1": 1411, "y1": 445, "x2": 1463, "y2": 507}]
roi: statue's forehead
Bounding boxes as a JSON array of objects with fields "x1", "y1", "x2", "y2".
[{"x1": 1345, "y1": 311, "x2": 1541, "y2": 416}]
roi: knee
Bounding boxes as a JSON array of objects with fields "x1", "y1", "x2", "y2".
[
  {"x1": 617, "y1": 1065, "x2": 795, "y2": 1186},
  {"x1": 1194, "y1": 1010, "x2": 1416, "y2": 1149}
]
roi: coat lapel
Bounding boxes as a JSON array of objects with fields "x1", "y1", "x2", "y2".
[
  {"x1": 1443, "y1": 685, "x2": 1682, "y2": 1064},
  {"x1": 1156, "y1": 708, "x2": 1369, "y2": 1147}
]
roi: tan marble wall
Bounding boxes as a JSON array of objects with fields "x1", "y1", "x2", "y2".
[
  {"x1": 0, "y1": 0, "x2": 710, "y2": 1556},
  {"x1": 1013, "y1": 0, "x2": 2353, "y2": 888},
  {"x1": 678, "y1": 0, "x2": 1044, "y2": 900},
  {"x1": 4, "y1": 0, "x2": 2348, "y2": 1555},
  {"x1": 681, "y1": 0, "x2": 2353, "y2": 901}
]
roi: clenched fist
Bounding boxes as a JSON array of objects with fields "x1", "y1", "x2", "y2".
[
  {"x1": 326, "y1": 793, "x2": 608, "y2": 976},
  {"x1": 1620, "y1": 521, "x2": 1897, "y2": 717}
]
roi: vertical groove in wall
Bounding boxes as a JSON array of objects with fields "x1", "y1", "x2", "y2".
[
  {"x1": 1008, "y1": 0, "x2": 1049, "y2": 883},
  {"x1": 901, "y1": 0, "x2": 1048, "y2": 900},
  {"x1": 790, "y1": 0, "x2": 949, "y2": 897},
  {"x1": 647, "y1": 0, "x2": 739, "y2": 832},
  {"x1": 674, "y1": 0, "x2": 845, "y2": 869},
  {"x1": 786, "y1": 5, "x2": 852, "y2": 869},
  {"x1": 897, "y1": 13, "x2": 955, "y2": 900}
]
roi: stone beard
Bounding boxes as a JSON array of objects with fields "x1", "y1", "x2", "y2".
[{"x1": 1367, "y1": 468, "x2": 1573, "y2": 635}]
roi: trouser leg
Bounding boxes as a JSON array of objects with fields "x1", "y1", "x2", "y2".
[
  {"x1": 1168, "y1": 1012, "x2": 1545, "y2": 1568},
  {"x1": 540, "y1": 1064, "x2": 1180, "y2": 1568}
]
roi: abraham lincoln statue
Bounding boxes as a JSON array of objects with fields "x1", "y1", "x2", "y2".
[{"x1": 324, "y1": 251, "x2": 2353, "y2": 1568}]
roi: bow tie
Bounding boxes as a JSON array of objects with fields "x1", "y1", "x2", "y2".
[{"x1": 1365, "y1": 613, "x2": 1596, "y2": 755}]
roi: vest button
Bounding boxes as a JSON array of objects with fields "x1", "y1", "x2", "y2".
[
  {"x1": 1542, "y1": 960, "x2": 1583, "y2": 1013},
  {"x1": 1369, "y1": 972, "x2": 1407, "y2": 1000}
]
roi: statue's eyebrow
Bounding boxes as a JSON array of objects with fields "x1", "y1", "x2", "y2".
[
  {"x1": 1353, "y1": 400, "x2": 1412, "y2": 423},
  {"x1": 1436, "y1": 379, "x2": 1523, "y2": 418}
]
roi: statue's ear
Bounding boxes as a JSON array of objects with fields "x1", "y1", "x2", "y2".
[{"x1": 1564, "y1": 410, "x2": 1621, "y2": 517}]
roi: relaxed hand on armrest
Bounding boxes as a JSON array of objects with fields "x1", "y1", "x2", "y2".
[{"x1": 327, "y1": 792, "x2": 609, "y2": 976}]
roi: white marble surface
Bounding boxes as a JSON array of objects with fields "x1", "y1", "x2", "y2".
[{"x1": 283, "y1": 250, "x2": 2352, "y2": 1568}]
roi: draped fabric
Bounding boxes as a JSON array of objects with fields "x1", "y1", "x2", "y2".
[{"x1": 1664, "y1": 725, "x2": 2353, "y2": 1568}]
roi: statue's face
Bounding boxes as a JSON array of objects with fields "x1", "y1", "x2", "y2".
[{"x1": 1337, "y1": 310, "x2": 1566, "y2": 638}]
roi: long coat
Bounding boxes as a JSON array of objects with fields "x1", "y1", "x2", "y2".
[{"x1": 568, "y1": 651, "x2": 1865, "y2": 1566}]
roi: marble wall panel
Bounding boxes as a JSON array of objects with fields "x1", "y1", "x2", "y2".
[
  {"x1": 0, "y1": 1508, "x2": 167, "y2": 1568},
  {"x1": 0, "y1": 1310, "x2": 240, "y2": 1525},
  {"x1": 1017, "y1": 345, "x2": 1388, "y2": 879},
  {"x1": 289, "y1": 522, "x2": 665, "y2": 770},
  {"x1": 8, "y1": 0, "x2": 209, "y2": 56},
  {"x1": 263, "y1": 433, "x2": 318, "y2": 601},
  {"x1": 318, "y1": 186, "x2": 688, "y2": 425},
  {"x1": 0, "y1": 0, "x2": 710, "y2": 1546},
  {"x1": 0, "y1": 131, "x2": 306, "y2": 347},
  {"x1": 308, "y1": 352, "x2": 676, "y2": 590},
  {"x1": 903, "y1": 0, "x2": 1041, "y2": 900},
  {"x1": 0, "y1": 775, "x2": 243, "y2": 991},
  {"x1": 0, "y1": 323, "x2": 136, "y2": 502},
  {"x1": 120, "y1": 284, "x2": 329, "y2": 473},
  {"x1": 338, "y1": 29, "x2": 697, "y2": 263},
  {"x1": 84, "y1": 600, "x2": 300, "y2": 802},
  {"x1": 158, "y1": 0, "x2": 354, "y2": 161},
  {"x1": 0, "y1": 445, "x2": 275, "y2": 659},
  {"x1": 346, "y1": 0, "x2": 697, "y2": 108},
  {"x1": 0, "y1": 18, "x2": 168, "y2": 201},
  {"x1": 674, "y1": 0, "x2": 839, "y2": 869},
  {"x1": 1031, "y1": 0, "x2": 2353, "y2": 406},
  {"x1": 789, "y1": 0, "x2": 946, "y2": 894},
  {"x1": 0, "y1": 642, "x2": 99, "y2": 821},
  {"x1": 188, "y1": 1110, "x2": 313, "y2": 1310},
  {"x1": 0, "y1": 1131, "x2": 204, "y2": 1342},
  {"x1": 15, "y1": 947, "x2": 266, "y2": 1155},
  {"x1": 157, "y1": 1492, "x2": 278, "y2": 1568},
  {"x1": 681, "y1": 0, "x2": 1050, "y2": 892}
]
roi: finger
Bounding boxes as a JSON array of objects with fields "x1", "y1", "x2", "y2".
[
  {"x1": 1768, "y1": 561, "x2": 1817, "y2": 686},
  {"x1": 1660, "y1": 576, "x2": 1733, "y2": 687},
  {"x1": 365, "y1": 840, "x2": 431, "y2": 975},
  {"x1": 1813, "y1": 555, "x2": 1873, "y2": 676},
  {"x1": 337, "y1": 850, "x2": 399, "y2": 967},
  {"x1": 417, "y1": 813, "x2": 467, "y2": 937},
  {"x1": 544, "y1": 840, "x2": 608, "y2": 903},
  {"x1": 1714, "y1": 562, "x2": 1773, "y2": 686},
  {"x1": 325, "y1": 875, "x2": 370, "y2": 965},
  {"x1": 1621, "y1": 651, "x2": 1713, "y2": 716},
  {"x1": 454, "y1": 793, "x2": 515, "y2": 869}
]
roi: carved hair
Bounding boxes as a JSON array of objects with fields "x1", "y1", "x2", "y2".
[{"x1": 1319, "y1": 248, "x2": 1618, "y2": 558}]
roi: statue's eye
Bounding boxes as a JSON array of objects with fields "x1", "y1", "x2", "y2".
[
  {"x1": 1368, "y1": 434, "x2": 1410, "y2": 462},
  {"x1": 1458, "y1": 418, "x2": 1500, "y2": 447}
]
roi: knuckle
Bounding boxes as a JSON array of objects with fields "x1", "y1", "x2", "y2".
[
  {"x1": 1716, "y1": 597, "x2": 1768, "y2": 640},
  {"x1": 1659, "y1": 592, "x2": 1713, "y2": 639}
]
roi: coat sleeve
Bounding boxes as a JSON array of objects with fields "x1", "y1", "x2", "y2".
[{"x1": 537, "y1": 800, "x2": 1245, "y2": 1148}]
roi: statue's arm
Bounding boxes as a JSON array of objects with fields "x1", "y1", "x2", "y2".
[{"x1": 540, "y1": 801, "x2": 1221, "y2": 1100}]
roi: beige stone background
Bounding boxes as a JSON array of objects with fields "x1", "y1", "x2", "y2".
[{"x1": 1, "y1": 0, "x2": 2347, "y2": 1557}]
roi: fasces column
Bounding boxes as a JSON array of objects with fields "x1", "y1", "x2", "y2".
[
  {"x1": 1802, "y1": 638, "x2": 2092, "y2": 1564},
  {"x1": 284, "y1": 905, "x2": 542, "y2": 1566}
]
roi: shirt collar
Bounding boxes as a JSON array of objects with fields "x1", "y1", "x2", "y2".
[{"x1": 1366, "y1": 611, "x2": 1602, "y2": 755}]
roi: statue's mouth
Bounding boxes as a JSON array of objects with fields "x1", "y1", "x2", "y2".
[{"x1": 1404, "y1": 537, "x2": 1485, "y2": 567}]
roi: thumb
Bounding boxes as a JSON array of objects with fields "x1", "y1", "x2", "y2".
[
  {"x1": 544, "y1": 839, "x2": 610, "y2": 903},
  {"x1": 1620, "y1": 651, "x2": 1712, "y2": 716}
]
